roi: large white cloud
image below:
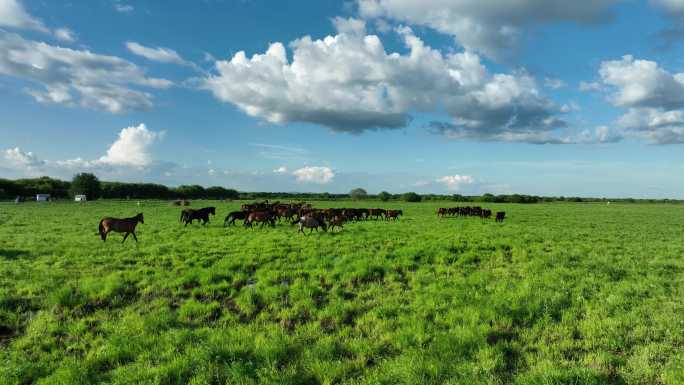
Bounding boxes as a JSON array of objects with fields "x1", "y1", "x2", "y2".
[
  {"x1": 203, "y1": 18, "x2": 565, "y2": 142},
  {"x1": 98, "y1": 123, "x2": 163, "y2": 167},
  {"x1": 599, "y1": 55, "x2": 684, "y2": 109},
  {"x1": 0, "y1": 32, "x2": 172, "y2": 113},
  {"x1": 0, "y1": 0, "x2": 47, "y2": 32},
  {"x1": 292, "y1": 166, "x2": 335, "y2": 184},
  {"x1": 616, "y1": 107, "x2": 684, "y2": 144},
  {"x1": 356, "y1": 0, "x2": 618, "y2": 58},
  {"x1": 596, "y1": 55, "x2": 684, "y2": 144}
]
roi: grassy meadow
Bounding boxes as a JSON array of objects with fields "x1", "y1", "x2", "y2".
[{"x1": 0, "y1": 200, "x2": 683, "y2": 385}]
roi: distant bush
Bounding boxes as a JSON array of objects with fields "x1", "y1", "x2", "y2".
[
  {"x1": 378, "y1": 191, "x2": 391, "y2": 202},
  {"x1": 402, "y1": 192, "x2": 422, "y2": 202}
]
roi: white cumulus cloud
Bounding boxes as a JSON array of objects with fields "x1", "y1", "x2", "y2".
[
  {"x1": 596, "y1": 55, "x2": 684, "y2": 144},
  {"x1": 203, "y1": 18, "x2": 565, "y2": 142},
  {"x1": 356, "y1": 0, "x2": 618, "y2": 58},
  {"x1": 0, "y1": 32, "x2": 172, "y2": 113},
  {"x1": 0, "y1": 0, "x2": 48, "y2": 32},
  {"x1": 3, "y1": 147, "x2": 45, "y2": 169},
  {"x1": 437, "y1": 175, "x2": 474, "y2": 190},
  {"x1": 293, "y1": 166, "x2": 335, "y2": 184},
  {"x1": 98, "y1": 123, "x2": 163, "y2": 167},
  {"x1": 3, "y1": 123, "x2": 165, "y2": 177}
]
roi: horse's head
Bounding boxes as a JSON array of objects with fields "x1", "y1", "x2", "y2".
[
  {"x1": 210, "y1": 207, "x2": 216, "y2": 215},
  {"x1": 137, "y1": 213, "x2": 145, "y2": 224}
]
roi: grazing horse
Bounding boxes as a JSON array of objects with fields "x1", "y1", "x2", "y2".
[
  {"x1": 385, "y1": 210, "x2": 403, "y2": 220},
  {"x1": 298, "y1": 216, "x2": 327, "y2": 235},
  {"x1": 99, "y1": 213, "x2": 144, "y2": 243},
  {"x1": 224, "y1": 210, "x2": 248, "y2": 226},
  {"x1": 495, "y1": 211, "x2": 506, "y2": 223},
  {"x1": 183, "y1": 207, "x2": 216, "y2": 226}
]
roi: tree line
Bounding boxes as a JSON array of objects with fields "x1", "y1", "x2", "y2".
[
  {"x1": 0, "y1": 174, "x2": 239, "y2": 201},
  {"x1": 0, "y1": 175, "x2": 681, "y2": 203}
]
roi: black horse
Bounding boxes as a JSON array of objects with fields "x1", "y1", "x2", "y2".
[{"x1": 182, "y1": 207, "x2": 216, "y2": 226}]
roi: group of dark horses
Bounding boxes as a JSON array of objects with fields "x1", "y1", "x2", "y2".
[
  {"x1": 437, "y1": 206, "x2": 506, "y2": 222},
  {"x1": 97, "y1": 201, "x2": 508, "y2": 244},
  {"x1": 222, "y1": 201, "x2": 404, "y2": 235}
]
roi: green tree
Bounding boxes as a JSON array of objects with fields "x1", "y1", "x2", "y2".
[
  {"x1": 174, "y1": 185, "x2": 205, "y2": 199},
  {"x1": 350, "y1": 188, "x2": 368, "y2": 201},
  {"x1": 70, "y1": 173, "x2": 102, "y2": 200},
  {"x1": 402, "y1": 192, "x2": 422, "y2": 202},
  {"x1": 205, "y1": 186, "x2": 239, "y2": 200},
  {"x1": 378, "y1": 191, "x2": 391, "y2": 202}
]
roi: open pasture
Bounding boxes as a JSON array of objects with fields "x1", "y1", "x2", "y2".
[{"x1": 0, "y1": 200, "x2": 683, "y2": 384}]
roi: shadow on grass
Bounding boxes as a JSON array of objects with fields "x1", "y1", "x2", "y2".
[{"x1": 0, "y1": 249, "x2": 31, "y2": 260}]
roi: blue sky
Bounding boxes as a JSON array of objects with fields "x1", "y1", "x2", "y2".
[{"x1": 2, "y1": 0, "x2": 684, "y2": 197}]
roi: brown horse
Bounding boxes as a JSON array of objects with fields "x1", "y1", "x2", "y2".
[
  {"x1": 328, "y1": 216, "x2": 345, "y2": 232},
  {"x1": 244, "y1": 211, "x2": 276, "y2": 228},
  {"x1": 385, "y1": 210, "x2": 403, "y2": 220},
  {"x1": 99, "y1": 213, "x2": 144, "y2": 243}
]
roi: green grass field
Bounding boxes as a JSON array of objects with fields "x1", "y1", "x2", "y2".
[{"x1": 0, "y1": 200, "x2": 683, "y2": 385}]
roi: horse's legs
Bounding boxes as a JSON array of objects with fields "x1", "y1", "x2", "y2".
[
  {"x1": 122, "y1": 232, "x2": 129, "y2": 243},
  {"x1": 132, "y1": 232, "x2": 138, "y2": 242}
]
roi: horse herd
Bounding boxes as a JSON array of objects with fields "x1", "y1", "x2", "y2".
[
  {"x1": 97, "y1": 201, "x2": 406, "y2": 243},
  {"x1": 220, "y1": 201, "x2": 403, "y2": 234},
  {"x1": 437, "y1": 206, "x2": 506, "y2": 222},
  {"x1": 97, "y1": 202, "x2": 509, "y2": 243}
]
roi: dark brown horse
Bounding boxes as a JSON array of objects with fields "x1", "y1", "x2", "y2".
[
  {"x1": 328, "y1": 216, "x2": 345, "y2": 232},
  {"x1": 244, "y1": 211, "x2": 276, "y2": 228},
  {"x1": 224, "y1": 210, "x2": 248, "y2": 226},
  {"x1": 180, "y1": 208, "x2": 195, "y2": 222},
  {"x1": 298, "y1": 216, "x2": 327, "y2": 235},
  {"x1": 99, "y1": 213, "x2": 144, "y2": 243}
]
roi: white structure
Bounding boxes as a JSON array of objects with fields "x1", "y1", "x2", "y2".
[
  {"x1": 36, "y1": 194, "x2": 50, "y2": 202},
  {"x1": 74, "y1": 194, "x2": 87, "y2": 202}
]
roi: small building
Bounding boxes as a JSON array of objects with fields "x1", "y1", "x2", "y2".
[
  {"x1": 36, "y1": 194, "x2": 50, "y2": 202},
  {"x1": 74, "y1": 194, "x2": 87, "y2": 202}
]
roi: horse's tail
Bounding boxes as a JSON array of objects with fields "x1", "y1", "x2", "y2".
[{"x1": 98, "y1": 219, "x2": 106, "y2": 241}]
